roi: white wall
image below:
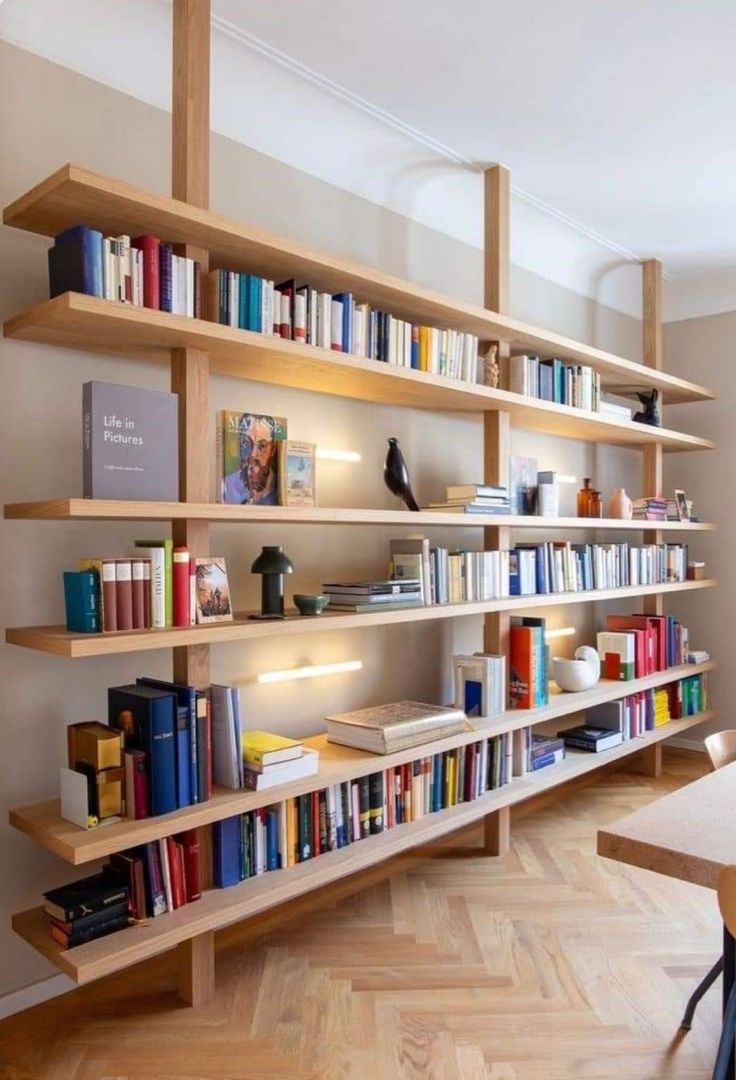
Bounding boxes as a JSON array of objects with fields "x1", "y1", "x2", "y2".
[{"x1": 0, "y1": 40, "x2": 649, "y2": 1001}]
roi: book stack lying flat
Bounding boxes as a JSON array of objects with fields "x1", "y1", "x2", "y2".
[
  {"x1": 632, "y1": 497, "x2": 667, "y2": 521},
  {"x1": 322, "y1": 579, "x2": 423, "y2": 612},
  {"x1": 326, "y1": 700, "x2": 467, "y2": 754},
  {"x1": 528, "y1": 734, "x2": 566, "y2": 772},
  {"x1": 242, "y1": 731, "x2": 319, "y2": 791},
  {"x1": 599, "y1": 398, "x2": 632, "y2": 422},
  {"x1": 557, "y1": 725, "x2": 624, "y2": 752},
  {"x1": 43, "y1": 871, "x2": 130, "y2": 950},
  {"x1": 428, "y1": 483, "x2": 511, "y2": 515}
]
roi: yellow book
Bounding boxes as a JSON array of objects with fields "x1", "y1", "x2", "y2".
[
  {"x1": 242, "y1": 730, "x2": 303, "y2": 767},
  {"x1": 419, "y1": 325, "x2": 429, "y2": 372},
  {"x1": 286, "y1": 798, "x2": 297, "y2": 867},
  {"x1": 446, "y1": 754, "x2": 455, "y2": 808}
]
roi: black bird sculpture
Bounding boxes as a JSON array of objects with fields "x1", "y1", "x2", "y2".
[
  {"x1": 384, "y1": 437, "x2": 420, "y2": 511},
  {"x1": 632, "y1": 388, "x2": 661, "y2": 427}
]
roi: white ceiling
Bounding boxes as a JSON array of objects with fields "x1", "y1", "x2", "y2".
[{"x1": 2, "y1": 0, "x2": 735, "y2": 319}]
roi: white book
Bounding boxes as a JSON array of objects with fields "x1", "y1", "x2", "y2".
[
  {"x1": 102, "y1": 237, "x2": 113, "y2": 300},
  {"x1": 352, "y1": 305, "x2": 364, "y2": 358},
  {"x1": 243, "y1": 748, "x2": 319, "y2": 790},
  {"x1": 228, "y1": 270, "x2": 239, "y2": 327},
  {"x1": 261, "y1": 279, "x2": 273, "y2": 336},
  {"x1": 158, "y1": 838, "x2": 173, "y2": 912},
  {"x1": 210, "y1": 683, "x2": 241, "y2": 790},
  {"x1": 186, "y1": 257, "x2": 195, "y2": 318},
  {"x1": 134, "y1": 545, "x2": 166, "y2": 627},
  {"x1": 308, "y1": 287, "x2": 319, "y2": 345},
  {"x1": 331, "y1": 298, "x2": 343, "y2": 351}
]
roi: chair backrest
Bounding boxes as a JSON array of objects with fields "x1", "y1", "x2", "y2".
[
  {"x1": 719, "y1": 867, "x2": 736, "y2": 938},
  {"x1": 705, "y1": 731, "x2": 736, "y2": 771}
]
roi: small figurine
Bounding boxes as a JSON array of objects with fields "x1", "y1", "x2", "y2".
[
  {"x1": 484, "y1": 344, "x2": 500, "y2": 388},
  {"x1": 632, "y1": 388, "x2": 661, "y2": 427},
  {"x1": 384, "y1": 437, "x2": 420, "y2": 511}
]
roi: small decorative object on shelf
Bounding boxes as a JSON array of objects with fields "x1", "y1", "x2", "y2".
[
  {"x1": 576, "y1": 478, "x2": 602, "y2": 518},
  {"x1": 383, "y1": 437, "x2": 420, "y2": 511},
  {"x1": 609, "y1": 487, "x2": 633, "y2": 520},
  {"x1": 250, "y1": 545, "x2": 294, "y2": 620},
  {"x1": 483, "y1": 343, "x2": 500, "y2": 388},
  {"x1": 632, "y1": 388, "x2": 661, "y2": 427},
  {"x1": 293, "y1": 593, "x2": 330, "y2": 616},
  {"x1": 537, "y1": 471, "x2": 559, "y2": 518},
  {"x1": 674, "y1": 488, "x2": 689, "y2": 521},
  {"x1": 687, "y1": 561, "x2": 706, "y2": 581},
  {"x1": 551, "y1": 646, "x2": 601, "y2": 693}
]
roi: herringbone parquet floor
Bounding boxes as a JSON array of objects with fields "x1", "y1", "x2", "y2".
[{"x1": 0, "y1": 751, "x2": 722, "y2": 1080}]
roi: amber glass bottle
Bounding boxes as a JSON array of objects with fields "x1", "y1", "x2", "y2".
[{"x1": 577, "y1": 478, "x2": 593, "y2": 517}]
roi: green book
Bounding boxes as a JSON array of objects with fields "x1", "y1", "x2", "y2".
[
  {"x1": 298, "y1": 793, "x2": 311, "y2": 862},
  {"x1": 135, "y1": 538, "x2": 173, "y2": 626}
]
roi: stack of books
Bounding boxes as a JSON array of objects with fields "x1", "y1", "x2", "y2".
[
  {"x1": 557, "y1": 725, "x2": 624, "y2": 753},
  {"x1": 325, "y1": 701, "x2": 467, "y2": 754},
  {"x1": 48, "y1": 227, "x2": 202, "y2": 316},
  {"x1": 242, "y1": 732, "x2": 319, "y2": 791},
  {"x1": 527, "y1": 734, "x2": 566, "y2": 772},
  {"x1": 321, "y1": 579, "x2": 423, "y2": 613},
  {"x1": 599, "y1": 398, "x2": 632, "y2": 422},
  {"x1": 428, "y1": 483, "x2": 511, "y2": 515},
  {"x1": 632, "y1": 497, "x2": 668, "y2": 521},
  {"x1": 42, "y1": 871, "x2": 131, "y2": 950},
  {"x1": 509, "y1": 354, "x2": 601, "y2": 412},
  {"x1": 454, "y1": 654, "x2": 506, "y2": 718}
]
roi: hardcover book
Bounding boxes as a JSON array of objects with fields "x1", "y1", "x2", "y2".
[
  {"x1": 108, "y1": 684, "x2": 177, "y2": 816},
  {"x1": 216, "y1": 410, "x2": 287, "y2": 505},
  {"x1": 278, "y1": 440, "x2": 316, "y2": 506},
  {"x1": 325, "y1": 701, "x2": 466, "y2": 754},
  {"x1": 83, "y1": 381, "x2": 178, "y2": 500}
]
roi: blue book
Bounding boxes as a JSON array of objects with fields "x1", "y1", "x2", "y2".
[
  {"x1": 53, "y1": 225, "x2": 104, "y2": 297},
  {"x1": 410, "y1": 326, "x2": 419, "y2": 369},
  {"x1": 266, "y1": 809, "x2": 279, "y2": 870},
  {"x1": 136, "y1": 678, "x2": 198, "y2": 805},
  {"x1": 159, "y1": 244, "x2": 173, "y2": 312},
  {"x1": 108, "y1": 684, "x2": 177, "y2": 816},
  {"x1": 63, "y1": 570, "x2": 100, "y2": 633},
  {"x1": 213, "y1": 816, "x2": 242, "y2": 887},
  {"x1": 238, "y1": 273, "x2": 248, "y2": 329},
  {"x1": 333, "y1": 292, "x2": 353, "y2": 354},
  {"x1": 249, "y1": 276, "x2": 262, "y2": 332}
]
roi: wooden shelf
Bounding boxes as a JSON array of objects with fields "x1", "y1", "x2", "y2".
[
  {"x1": 4, "y1": 295, "x2": 714, "y2": 451},
  {"x1": 3, "y1": 498, "x2": 717, "y2": 531},
  {"x1": 2, "y1": 165, "x2": 715, "y2": 406},
  {"x1": 5, "y1": 578, "x2": 717, "y2": 658},
  {"x1": 9, "y1": 660, "x2": 715, "y2": 866},
  {"x1": 11, "y1": 707, "x2": 713, "y2": 985}
]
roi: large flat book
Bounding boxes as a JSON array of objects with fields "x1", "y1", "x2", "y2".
[
  {"x1": 326, "y1": 700, "x2": 467, "y2": 754},
  {"x1": 83, "y1": 381, "x2": 178, "y2": 500}
]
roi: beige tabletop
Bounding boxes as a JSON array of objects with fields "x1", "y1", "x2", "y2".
[{"x1": 597, "y1": 759, "x2": 736, "y2": 890}]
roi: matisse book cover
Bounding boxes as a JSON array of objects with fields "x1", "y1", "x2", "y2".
[
  {"x1": 217, "y1": 411, "x2": 287, "y2": 505},
  {"x1": 83, "y1": 381, "x2": 178, "y2": 501}
]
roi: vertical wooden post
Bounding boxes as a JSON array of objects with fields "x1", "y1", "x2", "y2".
[
  {"x1": 483, "y1": 165, "x2": 512, "y2": 854},
  {"x1": 639, "y1": 258, "x2": 663, "y2": 779},
  {"x1": 171, "y1": 0, "x2": 215, "y2": 1005}
]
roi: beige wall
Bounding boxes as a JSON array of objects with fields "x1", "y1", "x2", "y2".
[
  {"x1": 662, "y1": 312, "x2": 731, "y2": 743},
  {"x1": 0, "y1": 40, "x2": 651, "y2": 1000}
]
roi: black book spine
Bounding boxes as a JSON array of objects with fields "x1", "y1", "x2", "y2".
[
  {"x1": 359, "y1": 776, "x2": 370, "y2": 838},
  {"x1": 318, "y1": 790, "x2": 328, "y2": 853},
  {"x1": 368, "y1": 772, "x2": 384, "y2": 834}
]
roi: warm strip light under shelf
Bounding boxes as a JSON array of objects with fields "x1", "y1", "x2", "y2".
[
  {"x1": 257, "y1": 659, "x2": 363, "y2": 685},
  {"x1": 315, "y1": 448, "x2": 362, "y2": 463},
  {"x1": 544, "y1": 626, "x2": 576, "y2": 641}
]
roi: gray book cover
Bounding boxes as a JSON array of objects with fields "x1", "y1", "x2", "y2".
[{"x1": 83, "y1": 381, "x2": 178, "y2": 501}]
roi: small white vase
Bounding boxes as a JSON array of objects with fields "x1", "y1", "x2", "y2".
[{"x1": 551, "y1": 646, "x2": 601, "y2": 692}]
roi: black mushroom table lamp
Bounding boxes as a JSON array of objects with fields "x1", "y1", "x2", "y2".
[{"x1": 249, "y1": 545, "x2": 294, "y2": 620}]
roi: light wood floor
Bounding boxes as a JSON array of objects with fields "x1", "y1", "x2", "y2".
[{"x1": 0, "y1": 750, "x2": 722, "y2": 1080}]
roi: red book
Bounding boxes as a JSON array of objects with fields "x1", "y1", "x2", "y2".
[
  {"x1": 311, "y1": 790, "x2": 320, "y2": 856},
  {"x1": 131, "y1": 558, "x2": 146, "y2": 629},
  {"x1": 124, "y1": 749, "x2": 149, "y2": 819},
  {"x1": 166, "y1": 836, "x2": 187, "y2": 909},
  {"x1": 179, "y1": 829, "x2": 202, "y2": 902},
  {"x1": 276, "y1": 279, "x2": 294, "y2": 339},
  {"x1": 108, "y1": 851, "x2": 147, "y2": 919},
  {"x1": 509, "y1": 625, "x2": 534, "y2": 708},
  {"x1": 132, "y1": 235, "x2": 161, "y2": 310},
  {"x1": 115, "y1": 559, "x2": 133, "y2": 631},
  {"x1": 172, "y1": 547, "x2": 190, "y2": 627}
]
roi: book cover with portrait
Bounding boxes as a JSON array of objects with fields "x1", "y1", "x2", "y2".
[{"x1": 217, "y1": 411, "x2": 287, "y2": 505}]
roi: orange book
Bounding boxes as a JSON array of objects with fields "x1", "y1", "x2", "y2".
[
  {"x1": 509, "y1": 625, "x2": 534, "y2": 708},
  {"x1": 418, "y1": 325, "x2": 429, "y2": 371}
]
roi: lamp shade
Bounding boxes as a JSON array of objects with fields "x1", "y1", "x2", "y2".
[{"x1": 250, "y1": 546, "x2": 294, "y2": 576}]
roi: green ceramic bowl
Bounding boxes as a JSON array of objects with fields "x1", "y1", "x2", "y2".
[{"x1": 293, "y1": 594, "x2": 330, "y2": 616}]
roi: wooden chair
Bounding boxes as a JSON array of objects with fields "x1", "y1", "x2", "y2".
[
  {"x1": 710, "y1": 866, "x2": 736, "y2": 1080},
  {"x1": 680, "y1": 733, "x2": 736, "y2": 1031}
]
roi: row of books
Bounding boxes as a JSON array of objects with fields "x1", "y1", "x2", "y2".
[
  {"x1": 597, "y1": 613, "x2": 690, "y2": 677},
  {"x1": 209, "y1": 270, "x2": 481, "y2": 380},
  {"x1": 41, "y1": 831, "x2": 202, "y2": 949},
  {"x1": 427, "y1": 483, "x2": 511, "y2": 516},
  {"x1": 389, "y1": 536, "x2": 511, "y2": 605},
  {"x1": 213, "y1": 733, "x2": 515, "y2": 886},
  {"x1": 48, "y1": 227, "x2": 202, "y2": 317},
  {"x1": 510, "y1": 541, "x2": 690, "y2": 596},
  {"x1": 509, "y1": 354, "x2": 602, "y2": 412}
]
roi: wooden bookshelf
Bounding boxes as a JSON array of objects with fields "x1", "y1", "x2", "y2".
[
  {"x1": 5, "y1": 578, "x2": 717, "y2": 659},
  {"x1": 2, "y1": 164, "x2": 715, "y2": 407},
  {"x1": 3, "y1": 4, "x2": 717, "y2": 1009},
  {"x1": 3, "y1": 498, "x2": 717, "y2": 530},
  {"x1": 3, "y1": 295, "x2": 714, "y2": 452},
  {"x1": 9, "y1": 660, "x2": 715, "y2": 866},
  {"x1": 11, "y1": 707, "x2": 713, "y2": 986}
]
